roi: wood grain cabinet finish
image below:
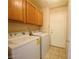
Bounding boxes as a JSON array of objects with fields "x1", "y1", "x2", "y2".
[
  {"x1": 26, "y1": 2, "x2": 36, "y2": 24},
  {"x1": 35, "y1": 9, "x2": 43, "y2": 26},
  {"x1": 8, "y1": 0, "x2": 43, "y2": 26},
  {"x1": 38, "y1": 11, "x2": 43, "y2": 26},
  {"x1": 37, "y1": 10, "x2": 43, "y2": 26},
  {"x1": 8, "y1": 0, "x2": 24, "y2": 22},
  {"x1": 8, "y1": 0, "x2": 12, "y2": 19}
]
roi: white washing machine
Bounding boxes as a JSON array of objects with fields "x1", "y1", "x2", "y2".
[
  {"x1": 8, "y1": 32, "x2": 40, "y2": 59},
  {"x1": 32, "y1": 32, "x2": 50, "y2": 59}
]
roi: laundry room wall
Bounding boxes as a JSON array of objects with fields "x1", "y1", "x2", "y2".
[
  {"x1": 67, "y1": 0, "x2": 71, "y2": 58},
  {"x1": 40, "y1": 7, "x2": 50, "y2": 33},
  {"x1": 8, "y1": 20, "x2": 40, "y2": 32}
]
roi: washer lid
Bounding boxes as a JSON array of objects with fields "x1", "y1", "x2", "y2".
[{"x1": 8, "y1": 35, "x2": 40, "y2": 49}]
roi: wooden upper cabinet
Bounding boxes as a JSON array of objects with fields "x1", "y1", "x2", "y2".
[
  {"x1": 8, "y1": 0, "x2": 24, "y2": 22},
  {"x1": 35, "y1": 9, "x2": 43, "y2": 26},
  {"x1": 26, "y1": 2, "x2": 36, "y2": 24},
  {"x1": 8, "y1": 0, "x2": 43, "y2": 26},
  {"x1": 8, "y1": 0, "x2": 12, "y2": 19},
  {"x1": 37, "y1": 11, "x2": 43, "y2": 26}
]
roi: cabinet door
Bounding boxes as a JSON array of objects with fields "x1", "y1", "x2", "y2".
[
  {"x1": 34, "y1": 9, "x2": 38, "y2": 25},
  {"x1": 37, "y1": 11, "x2": 43, "y2": 26},
  {"x1": 8, "y1": 0, "x2": 13, "y2": 20},
  {"x1": 8, "y1": 0, "x2": 24, "y2": 22},
  {"x1": 26, "y1": 2, "x2": 35, "y2": 24},
  {"x1": 35, "y1": 9, "x2": 43, "y2": 26}
]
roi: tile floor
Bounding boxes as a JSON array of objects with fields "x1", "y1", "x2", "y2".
[{"x1": 45, "y1": 46, "x2": 67, "y2": 59}]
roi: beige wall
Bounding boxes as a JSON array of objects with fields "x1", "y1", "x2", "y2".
[
  {"x1": 40, "y1": 7, "x2": 50, "y2": 33},
  {"x1": 67, "y1": 0, "x2": 71, "y2": 59},
  {"x1": 8, "y1": 21, "x2": 40, "y2": 32}
]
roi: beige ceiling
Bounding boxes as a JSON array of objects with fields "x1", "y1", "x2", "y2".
[
  {"x1": 46, "y1": 0, "x2": 68, "y2": 8},
  {"x1": 30, "y1": 0, "x2": 68, "y2": 8}
]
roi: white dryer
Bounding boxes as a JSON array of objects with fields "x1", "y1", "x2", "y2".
[{"x1": 32, "y1": 32, "x2": 50, "y2": 59}]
